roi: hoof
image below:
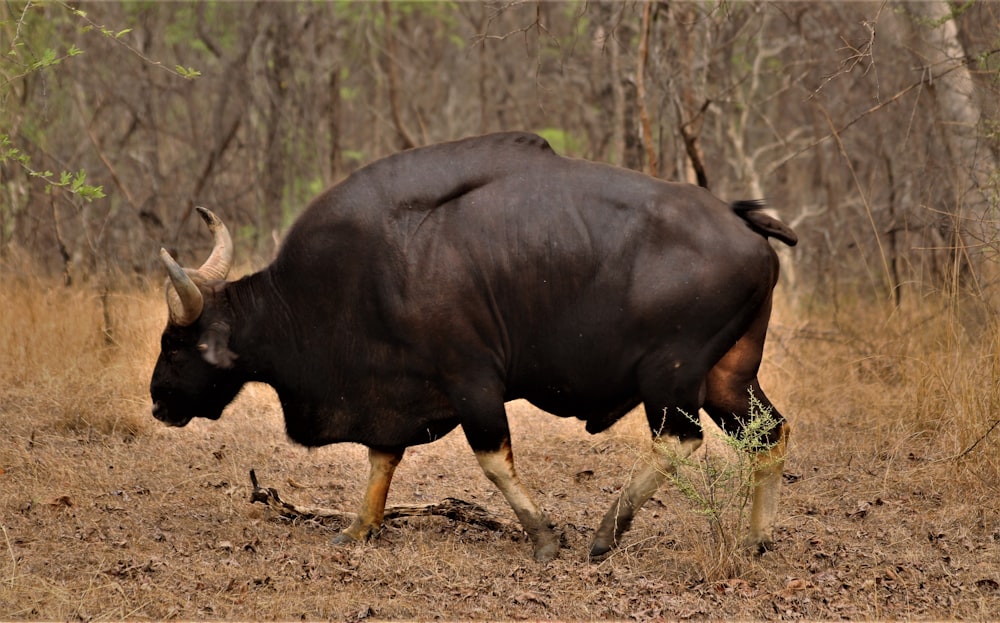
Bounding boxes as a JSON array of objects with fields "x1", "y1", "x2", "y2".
[
  {"x1": 589, "y1": 540, "x2": 614, "y2": 561},
  {"x1": 532, "y1": 538, "x2": 561, "y2": 563},
  {"x1": 331, "y1": 530, "x2": 360, "y2": 546},
  {"x1": 743, "y1": 535, "x2": 775, "y2": 555},
  {"x1": 527, "y1": 525, "x2": 562, "y2": 563},
  {"x1": 333, "y1": 519, "x2": 381, "y2": 546}
]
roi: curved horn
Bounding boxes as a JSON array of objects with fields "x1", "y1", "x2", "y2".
[
  {"x1": 193, "y1": 207, "x2": 233, "y2": 281},
  {"x1": 161, "y1": 248, "x2": 204, "y2": 326}
]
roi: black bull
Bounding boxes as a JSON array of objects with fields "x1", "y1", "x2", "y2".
[{"x1": 150, "y1": 132, "x2": 797, "y2": 562}]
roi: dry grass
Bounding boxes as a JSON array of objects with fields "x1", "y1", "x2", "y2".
[
  {"x1": 1, "y1": 269, "x2": 999, "y2": 620},
  {"x1": 1, "y1": 273, "x2": 158, "y2": 440}
]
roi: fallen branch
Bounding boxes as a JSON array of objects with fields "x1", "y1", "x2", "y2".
[
  {"x1": 249, "y1": 469, "x2": 353, "y2": 523},
  {"x1": 248, "y1": 469, "x2": 518, "y2": 535}
]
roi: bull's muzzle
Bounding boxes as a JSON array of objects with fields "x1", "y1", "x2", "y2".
[{"x1": 151, "y1": 401, "x2": 192, "y2": 427}]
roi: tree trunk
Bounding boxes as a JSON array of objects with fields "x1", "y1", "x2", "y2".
[
  {"x1": 905, "y1": 1, "x2": 1000, "y2": 298},
  {"x1": 635, "y1": 0, "x2": 657, "y2": 177}
]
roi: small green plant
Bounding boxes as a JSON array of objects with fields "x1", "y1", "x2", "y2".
[
  {"x1": 0, "y1": 136, "x2": 106, "y2": 201},
  {"x1": 665, "y1": 388, "x2": 781, "y2": 579},
  {"x1": 1, "y1": 2, "x2": 201, "y2": 208}
]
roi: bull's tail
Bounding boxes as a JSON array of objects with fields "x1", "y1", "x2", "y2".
[{"x1": 731, "y1": 200, "x2": 798, "y2": 247}]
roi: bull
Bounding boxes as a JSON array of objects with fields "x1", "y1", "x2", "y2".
[{"x1": 150, "y1": 132, "x2": 797, "y2": 562}]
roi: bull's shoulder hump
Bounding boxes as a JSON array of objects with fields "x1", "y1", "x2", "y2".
[
  {"x1": 389, "y1": 131, "x2": 557, "y2": 176},
  {"x1": 341, "y1": 132, "x2": 559, "y2": 214},
  {"x1": 378, "y1": 131, "x2": 555, "y2": 172},
  {"x1": 462, "y1": 131, "x2": 554, "y2": 153}
]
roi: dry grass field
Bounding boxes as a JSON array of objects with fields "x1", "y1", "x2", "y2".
[{"x1": 2, "y1": 270, "x2": 999, "y2": 620}]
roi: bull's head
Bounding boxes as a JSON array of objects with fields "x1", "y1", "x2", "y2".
[{"x1": 150, "y1": 207, "x2": 244, "y2": 426}]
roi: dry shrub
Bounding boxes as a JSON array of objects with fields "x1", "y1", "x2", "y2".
[{"x1": 628, "y1": 290, "x2": 1000, "y2": 584}]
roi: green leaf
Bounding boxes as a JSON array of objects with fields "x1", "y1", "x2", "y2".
[
  {"x1": 175, "y1": 65, "x2": 201, "y2": 79},
  {"x1": 31, "y1": 48, "x2": 59, "y2": 70}
]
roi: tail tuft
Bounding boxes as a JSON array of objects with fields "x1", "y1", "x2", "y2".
[{"x1": 732, "y1": 200, "x2": 798, "y2": 247}]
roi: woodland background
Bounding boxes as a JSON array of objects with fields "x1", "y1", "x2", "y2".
[
  {"x1": 2, "y1": 0, "x2": 999, "y2": 311},
  {"x1": 2, "y1": 2, "x2": 1000, "y2": 620}
]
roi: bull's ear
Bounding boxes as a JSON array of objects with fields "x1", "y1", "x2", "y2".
[{"x1": 199, "y1": 322, "x2": 237, "y2": 368}]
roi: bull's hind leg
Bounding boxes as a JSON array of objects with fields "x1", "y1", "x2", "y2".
[
  {"x1": 745, "y1": 417, "x2": 788, "y2": 551},
  {"x1": 590, "y1": 430, "x2": 702, "y2": 559},
  {"x1": 702, "y1": 294, "x2": 789, "y2": 553},
  {"x1": 703, "y1": 381, "x2": 789, "y2": 552},
  {"x1": 591, "y1": 368, "x2": 708, "y2": 559},
  {"x1": 333, "y1": 447, "x2": 404, "y2": 544}
]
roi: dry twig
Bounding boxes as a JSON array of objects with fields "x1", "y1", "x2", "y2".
[{"x1": 248, "y1": 469, "x2": 519, "y2": 535}]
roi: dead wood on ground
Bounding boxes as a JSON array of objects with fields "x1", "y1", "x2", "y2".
[{"x1": 248, "y1": 469, "x2": 519, "y2": 534}]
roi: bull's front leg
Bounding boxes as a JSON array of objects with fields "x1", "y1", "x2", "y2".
[
  {"x1": 333, "y1": 447, "x2": 404, "y2": 544},
  {"x1": 590, "y1": 434, "x2": 702, "y2": 559},
  {"x1": 474, "y1": 439, "x2": 561, "y2": 562}
]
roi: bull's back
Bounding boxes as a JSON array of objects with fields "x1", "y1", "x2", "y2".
[
  {"x1": 276, "y1": 133, "x2": 779, "y2": 410},
  {"x1": 385, "y1": 150, "x2": 777, "y2": 408}
]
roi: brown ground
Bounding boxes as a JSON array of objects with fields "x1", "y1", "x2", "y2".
[{"x1": 1, "y1": 288, "x2": 999, "y2": 620}]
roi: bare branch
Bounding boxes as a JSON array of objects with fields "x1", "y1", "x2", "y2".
[
  {"x1": 56, "y1": 0, "x2": 199, "y2": 80},
  {"x1": 818, "y1": 103, "x2": 894, "y2": 303},
  {"x1": 248, "y1": 470, "x2": 519, "y2": 535},
  {"x1": 811, "y1": 1, "x2": 886, "y2": 98},
  {"x1": 72, "y1": 83, "x2": 139, "y2": 212}
]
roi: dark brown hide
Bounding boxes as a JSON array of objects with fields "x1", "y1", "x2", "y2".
[{"x1": 150, "y1": 132, "x2": 796, "y2": 561}]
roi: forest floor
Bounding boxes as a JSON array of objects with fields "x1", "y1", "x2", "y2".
[{"x1": 1, "y1": 290, "x2": 999, "y2": 621}]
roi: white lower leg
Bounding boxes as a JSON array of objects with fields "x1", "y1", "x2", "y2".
[
  {"x1": 475, "y1": 441, "x2": 560, "y2": 561},
  {"x1": 591, "y1": 435, "x2": 702, "y2": 556},
  {"x1": 746, "y1": 422, "x2": 789, "y2": 550}
]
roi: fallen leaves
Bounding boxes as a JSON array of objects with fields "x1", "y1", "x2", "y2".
[
  {"x1": 512, "y1": 590, "x2": 547, "y2": 607},
  {"x1": 846, "y1": 497, "x2": 885, "y2": 520},
  {"x1": 2, "y1": 400, "x2": 998, "y2": 622},
  {"x1": 102, "y1": 558, "x2": 162, "y2": 579},
  {"x1": 779, "y1": 577, "x2": 809, "y2": 598},
  {"x1": 976, "y1": 578, "x2": 1000, "y2": 593},
  {"x1": 48, "y1": 495, "x2": 73, "y2": 508}
]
